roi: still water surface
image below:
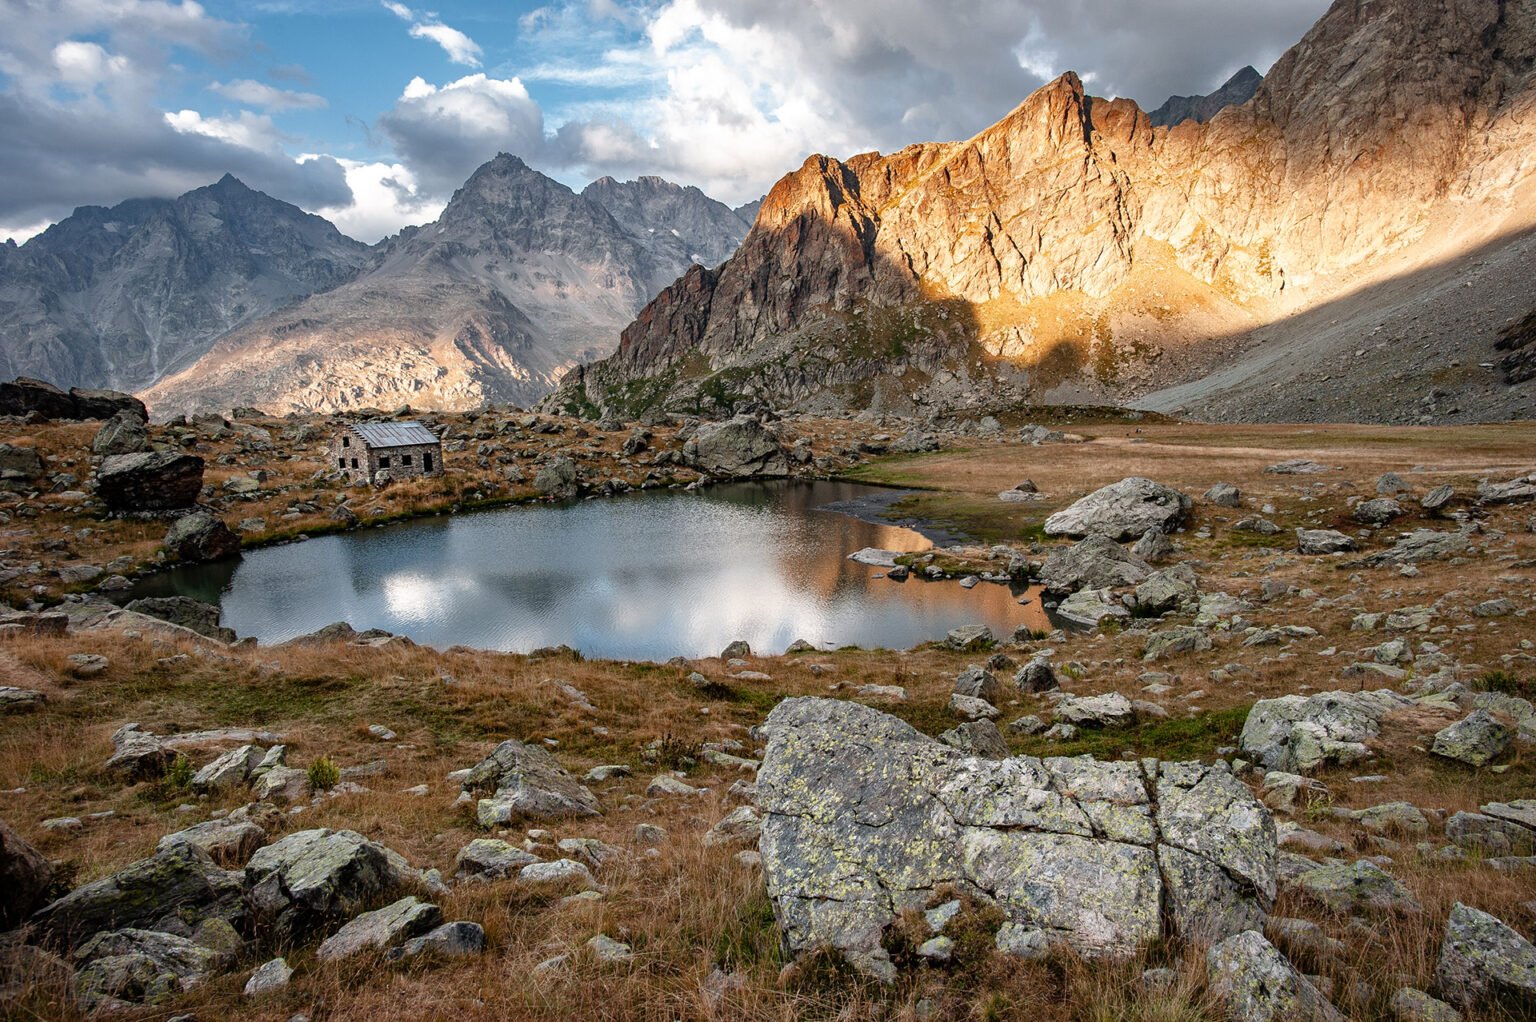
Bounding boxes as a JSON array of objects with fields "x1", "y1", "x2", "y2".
[{"x1": 131, "y1": 481, "x2": 1045, "y2": 660}]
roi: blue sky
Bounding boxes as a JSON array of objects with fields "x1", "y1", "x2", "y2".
[{"x1": 0, "y1": 0, "x2": 1332, "y2": 244}]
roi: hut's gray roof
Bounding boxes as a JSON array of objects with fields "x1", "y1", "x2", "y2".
[{"x1": 347, "y1": 421, "x2": 440, "y2": 449}]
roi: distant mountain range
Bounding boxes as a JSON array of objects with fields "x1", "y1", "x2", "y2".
[
  {"x1": 549, "y1": 0, "x2": 1536, "y2": 425},
  {"x1": 2, "y1": 158, "x2": 753, "y2": 416}
]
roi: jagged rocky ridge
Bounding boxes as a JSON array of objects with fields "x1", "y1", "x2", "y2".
[
  {"x1": 1148, "y1": 66, "x2": 1262, "y2": 128},
  {"x1": 551, "y1": 0, "x2": 1536, "y2": 422}
]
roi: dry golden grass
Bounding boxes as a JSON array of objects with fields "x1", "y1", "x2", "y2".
[{"x1": 0, "y1": 418, "x2": 1534, "y2": 1019}]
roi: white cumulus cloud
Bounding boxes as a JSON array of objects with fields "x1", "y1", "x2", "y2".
[{"x1": 210, "y1": 78, "x2": 326, "y2": 111}]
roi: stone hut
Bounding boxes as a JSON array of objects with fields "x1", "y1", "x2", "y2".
[{"x1": 330, "y1": 422, "x2": 443, "y2": 484}]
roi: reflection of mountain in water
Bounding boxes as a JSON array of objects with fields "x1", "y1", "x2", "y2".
[{"x1": 129, "y1": 481, "x2": 1037, "y2": 659}]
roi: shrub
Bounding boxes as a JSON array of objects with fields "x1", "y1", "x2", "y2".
[
  {"x1": 162, "y1": 753, "x2": 194, "y2": 791},
  {"x1": 307, "y1": 755, "x2": 340, "y2": 792}
]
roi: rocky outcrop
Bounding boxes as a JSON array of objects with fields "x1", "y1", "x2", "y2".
[
  {"x1": 0, "y1": 378, "x2": 146, "y2": 421},
  {"x1": 460, "y1": 740, "x2": 601, "y2": 827},
  {"x1": 1435, "y1": 902, "x2": 1536, "y2": 1012},
  {"x1": 162, "y1": 512, "x2": 241, "y2": 563},
  {"x1": 244, "y1": 829, "x2": 421, "y2": 945},
  {"x1": 1207, "y1": 929, "x2": 1345, "y2": 1021},
  {"x1": 91, "y1": 411, "x2": 151, "y2": 456},
  {"x1": 1038, "y1": 534, "x2": 1153, "y2": 595},
  {"x1": 32, "y1": 843, "x2": 245, "y2": 949},
  {"x1": 1240, "y1": 690, "x2": 1411, "y2": 773},
  {"x1": 74, "y1": 926, "x2": 235, "y2": 1013},
  {"x1": 552, "y1": 0, "x2": 1536, "y2": 423},
  {"x1": 123, "y1": 597, "x2": 236, "y2": 643},
  {"x1": 756, "y1": 698, "x2": 1274, "y2": 980},
  {"x1": 1, "y1": 817, "x2": 55, "y2": 930},
  {"x1": 686, "y1": 416, "x2": 790, "y2": 477},
  {"x1": 95, "y1": 452, "x2": 204, "y2": 513},
  {"x1": 1044, "y1": 478, "x2": 1191, "y2": 542}
]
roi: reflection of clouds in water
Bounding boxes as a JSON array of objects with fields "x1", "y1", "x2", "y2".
[{"x1": 178, "y1": 482, "x2": 1031, "y2": 659}]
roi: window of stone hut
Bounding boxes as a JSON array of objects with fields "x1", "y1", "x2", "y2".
[
  {"x1": 424, "y1": 452, "x2": 433, "y2": 471},
  {"x1": 351, "y1": 458, "x2": 358, "y2": 469},
  {"x1": 338, "y1": 457, "x2": 345, "y2": 469},
  {"x1": 379, "y1": 456, "x2": 391, "y2": 468},
  {"x1": 402, "y1": 454, "x2": 413, "y2": 466},
  {"x1": 342, "y1": 436, "x2": 350, "y2": 448}
]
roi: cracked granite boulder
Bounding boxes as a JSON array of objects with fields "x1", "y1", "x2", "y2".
[{"x1": 756, "y1": 698, "x2": 1275, "y2": 980}]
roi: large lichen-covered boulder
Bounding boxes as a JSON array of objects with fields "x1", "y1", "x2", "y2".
[
  {"x1": 1043, "y1": 477, "x2": 1191, "y2": 542},
  {"x1": 32, "y1": 843, "x2": 245, "y2": 949},
  {"x1": 687, "y1": 416, "x2": 790, "y2": 478},
  {"x1": 1207, "y1": 929, "x2": 1345, "y2": 1021},
  {"x1": 1430, "y1": 710, "x2": 1512, "y2": 767},
  {"x1": 95, "y1": 452, "x2": 204, "y2": 513},
  {"x1": 1289, "y1": 860, "x2": 1422, "y2": 916},
  {"x1": 461, "y1": 740, "x2": 600, "y2": 827},
  {"x1": 244, "y1": 829, "x2": 421, "y2": 945},
  {"x1": 1, "y1": 816, "x2": 56, "y2": 930},
  {"x1": 1038, "y1": 534, "x2": 1153, "y2": 595},
  {"x1": 756, "y1": 698, "x2": 1274, "y2": 980},
  {"x1": 1239, "y1": 689, "x2": 1412, "y2": 773},
  {"x1": 1435, "y1": 902, "x2": 1536, "y2": 1012},
  {"x1": 73, "y1": 926, "x2": 234, "y2": 1013}
]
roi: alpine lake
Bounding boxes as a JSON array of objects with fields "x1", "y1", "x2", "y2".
[{"x1": 130, "y1": 480, "x2": 1049, "y2": 660}]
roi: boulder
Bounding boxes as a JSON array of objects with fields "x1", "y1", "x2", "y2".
[
  {"x1": 533, "y1": 456, "x2": 579, "y2": 499},
  {"x1": 1056, "y1": 588, "x2": 1131, "y2": 629},
  {"x1": 1207, "y1": 929, "x2": 1345, "y2": 1021},
  {"x1": 688, "y1": 416, "x2": 789, "y2": 477},
  {"x1": 389, "y1": 921, "x2": 486, "y2": 961},
  {"x1": 68, "y1": 387, "x2": 147, "y2": 421},
  {"x1": 0, "y1": 377, "x2": 76, "y2": 419},
  {"x1": 1477, "y1": 474, "x2": 1536, "y2": 505},
  {"x1": 517, "y1": 858, "x2": 597, "y2": 894},
  {"x1": 1296, "y1": 529, "x2": 1357, "y2": 555},
  {"x1": 1436, "y1": 903, "x2": 1536, "y2": 1012},
  {"x1": 945, "y1": 624, "x2": 995, "y2": 651},
  {"x1": 1205, "y1": 482, "x2": 1242, "y2": 507},
  {"x1": 1038, "y1": 534, "x2": 1153, "y2": 594},
  {"x1": 315, "y1": 896, "x2": 442, "y2": 961},
  {"x1": 1446, "y1": 809, "x2": 1536, "y2": 856},
  {"x1": 1055, "y1": 692, "x2": 1136, "y2": 728},
  {"x1": 1388, "y1": 988, "x2": 1461, "y2": 1022},
  {"x1": 1265, "y1": 459, "x2": 1330, "y2": 475},
  {"x1": 952, "y1": 665, "x2": 1001, "y2": 703},
  {"x1": 190, "y1": 744, "x2": 264, "y2": 791},
  {"x1": 157, "y1": 819, "x2": 267, "y2": 867},
  {"x1": 74, "y1": 926, "x2": 233, "y2": 1013},
  {"x1": 0, "y1": 443, "x2": 44, "y2": 481},
  {"x1": 1361, "y1": 529, "x2": 1474, "y2": 566},
  {"x1": 0, "y1": 686, "x2": 46, "y2": 713},
  {"x1": 32, "y1": 843, "x2": 245, "y2": 949},
  {"x1": 95, "y1": 452, "x2": 204, "y2": 513},
  {"x1": 1142, "y1": 625, "x2": 1213, "y2": 661},
  {"x1": 123, "y1": 596, "x2": 236, "y2": 643},
  {"x1": 1, "y1": 817, "x2": 56, "y2": 929},
  {"x1": 937, "y1": 720, "x2": 1009, "y2": 759},
  {"x1": 1133, "y1": 564, "x2": 1200, "y2": 616},
  {"x1": 1131, "y1": 527, "x2": 1175, "y2": 562},
  {"x1": 1013, "y1": 658, "x2": 1058, "y2": 693},
  {"x1": 1420, "y1": 485, "x2": 1456, "y2": 512},
  {"x1": 163, "y1": 511, "x2": 241, "y2": 563},
  {"x1": 244, "y1": 829, "x2": 421, "y2": 945},
  {"x1": 453, "y1": 838, "x2": 539, "y2": 880},
  {"x1": 1043, "y1": 477, "x2": 1191, "y2": 541},
  {"x1": 755, "y1": 698, "x2": 1274, "y2": 980},
  {"x1": 1240, "y1": 690, "x2": 1411, "y2": 773},
  {"x1": 90, "y1": 411, "x2": 151, "y2": 457},
  {"x1": 1353, "y1": 498, "x2": 1404, "y2": 526},
  {"x1": 243, "y1": 957, "x2": 292, "y2": 997},
  {"x1": 1290, "y1": 860, "x2": 1422, "y2": 915},
  {"x1": 1431, "y1": 710, "x2": 1512, "y2": 767},
  {"x1": 460, "y1": 740, "x2": 600, "y2": 827},
  {"x1": 704, "y1": 806, "x2": 764, "y2": 846}
]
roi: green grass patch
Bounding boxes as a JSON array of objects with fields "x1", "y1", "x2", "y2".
[{"x1": 1013, "y1": 705, "x2": 1252, "y2": 761}]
